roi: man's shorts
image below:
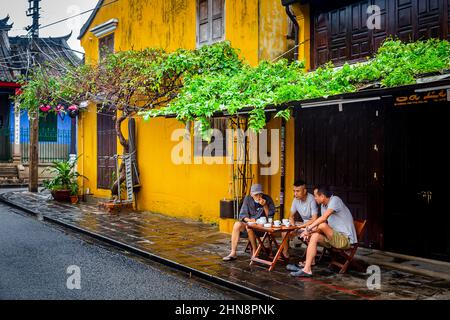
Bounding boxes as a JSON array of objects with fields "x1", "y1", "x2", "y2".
[{"x1": 320, "y1": 230, "x2": 351, "y2": 250}]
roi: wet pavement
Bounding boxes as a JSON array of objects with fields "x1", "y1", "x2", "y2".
[{"x1": 1, "y1": 190, "x2": 450, "y2": 300}]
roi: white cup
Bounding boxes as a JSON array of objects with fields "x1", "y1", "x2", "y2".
[
  {"x1": 274, "y1": 220, "x2": 281, "y2": 227},
  {"x1": 283, "y1": 220, "x2": 290, "y2": 227},
  {"x1": 282, "y1": 219, "x2": 289, "y2": 224}
]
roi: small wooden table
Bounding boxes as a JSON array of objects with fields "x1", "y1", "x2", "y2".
[{"x1": 247, "y1": 223, "x2": 302, "y2": 271}]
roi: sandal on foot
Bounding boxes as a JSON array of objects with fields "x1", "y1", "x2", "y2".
[
  {"x1": 286, "y1": 264, "x2": 301, "y2": 272},
  {"x1": 290, "y1": 269, "x2": 313, "y2": 277},
  {"x1": 222, "y1": 255, "x2": 237, "y2": 261}
]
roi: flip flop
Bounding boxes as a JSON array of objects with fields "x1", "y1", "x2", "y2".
[
  {"x1": 286, "y1": 264, "x2": 301, "y2": 272},
  {"x1": 290, "y1": 269, "x2": 313, "y2": 277},
  {"x1": 222, "y1": 255, "x2": 237, "y2": 261}
]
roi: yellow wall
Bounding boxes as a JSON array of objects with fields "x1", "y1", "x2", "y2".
[{"x1": 78, "y1": 0, "x2": 310, "y2": 230}]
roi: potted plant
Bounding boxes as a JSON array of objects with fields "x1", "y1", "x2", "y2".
[
  {"x1": 69, "y1": 181, "x2": 79, "y2": 204},
  {"x1": 42, "y1": 157, "x2": 86, "y2": 202}
]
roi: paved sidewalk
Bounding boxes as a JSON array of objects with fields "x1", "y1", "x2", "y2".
[{"x1": 1, "y1": 190, "x2": 450, "y2": 300}]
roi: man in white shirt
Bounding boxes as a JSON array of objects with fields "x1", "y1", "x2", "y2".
[
  {"x1": 289, "y1": 185, "x2": 357, "y2": 277},
  {"x1": 283, "y1": 180, "x2": 318, "y2": 259}
]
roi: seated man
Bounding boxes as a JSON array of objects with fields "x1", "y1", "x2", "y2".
[
  {"x1": 282, "y1": 180, "x2": 318, "y2": 260},
  {"x1": 289, "y1": 185, "x2": 357, "y2": 277},
  {"x1": 223, "y1": 183, "x2": 275, "y2": 261}
]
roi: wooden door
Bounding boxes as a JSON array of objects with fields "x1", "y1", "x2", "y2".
[
  {"x1": 97, "y1": 109, "x2": 117, "y2": 189},
  {"x1": 0, "y1": 95, "x2": 11, "y2": 161},
  {"x1": 295, "y1": 102, "x2": 384, "y2": 247},
  {"x1": 384, "y1": 101, "x2": 450, "y2": 261}
]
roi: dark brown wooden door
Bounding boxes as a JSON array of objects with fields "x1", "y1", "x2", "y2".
[
  {"x1": 295, "y1": 102, "x2": 384, "y2": 247},
  {"x1": 0, "y1": 95, "x2": 11, "y2": 162},
  {"x1": 384, "y1": 101, "x2": 450, "y2": 261},
  {"x1": 312, "y1": 0, "x2": 450, "y2": 68},
  {"x1": 97, "y1": 109, "x2": 117, "y2": 189}
]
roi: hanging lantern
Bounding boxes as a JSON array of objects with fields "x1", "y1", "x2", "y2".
[
  {"x1": 39, "y1": 105, "x2": 51, "y2": 112},
  {"x1": 68, "y1": 105, "x2": 79, "y2": 118},
  {"x1": 54, "y1": 104, "x2": 66, "y2": 120}
]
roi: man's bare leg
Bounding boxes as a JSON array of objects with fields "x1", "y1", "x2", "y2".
[
  {"x1": 282, "y1": 232, "x2": 295, "y2": 257},
  {"x1": 302, "y1": 232, "x2": 325, "y2": 274},
  {"x1": 302, "y1": 222, "x2": 333, "y2": 273},
  {"x1": 225, "y1": 221, "x2": 246, "y2": 258},
  {"x1": 247, "y1": 228, "x2": 258, "y2": 256}
]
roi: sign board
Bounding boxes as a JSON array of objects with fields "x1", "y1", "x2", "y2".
[{"x1": 394, "y1": 89, "x2": 447, "y2": 106}]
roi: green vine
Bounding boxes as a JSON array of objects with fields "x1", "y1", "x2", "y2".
[{"x1": 144, "y1": 38, "x2": 450, "y2": 137}]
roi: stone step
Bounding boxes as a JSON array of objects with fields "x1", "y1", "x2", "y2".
[{"x1": 0, "y1": 166, "x2": 18, "y2": 177}]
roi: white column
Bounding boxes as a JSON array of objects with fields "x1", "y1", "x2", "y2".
[{"x1": 12, "y1": 102, "x2": 21, "y2": 163}]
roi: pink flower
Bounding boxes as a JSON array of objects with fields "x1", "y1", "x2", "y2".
[{"x1": 68, "y1": 104, "x2": 78, "y2": 111}]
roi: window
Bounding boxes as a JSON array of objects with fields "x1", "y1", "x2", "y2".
[
  {"x1": 197, "y1": 0, "x2": 225, "y2": 47},
  {"x1": 194, "y1": 118, "x2": 228, "y2": 157},
  {"x1": 99, "y1": 33, "x2": 114, "y2": 61},
  {"x1": 38, "y1": 113, "x2": 57, "y2": 142}
]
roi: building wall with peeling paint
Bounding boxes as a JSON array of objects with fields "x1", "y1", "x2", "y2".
[{"x1": 78, "y1": 0, "x2": 311, "y2": 231}]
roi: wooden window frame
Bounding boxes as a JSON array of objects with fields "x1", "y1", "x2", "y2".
[
  {"x1": 194, "y1": 118, "x2": 228, "y2": 157},
  {"x1": 99, "y1": 33, "x2": 115, "y2": 61},
  {"x1": 196, "y1": 0, "x2": 225, "y2": 47}
]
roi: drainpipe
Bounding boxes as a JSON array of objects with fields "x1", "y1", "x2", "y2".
[
  {"x1": 283, "y1": 2, "x2": 300, "y2": 61},
  {"x1": 280, "y1": 1, "x2": 299, "y2": 219}
]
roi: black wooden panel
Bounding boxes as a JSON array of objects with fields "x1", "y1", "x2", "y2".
[
  {"x1": 312, "y1": 0, "x2": 449, "y2": 68},
  {"x1": 295, "y1": 102, "x2": 384, "y2": 247}
]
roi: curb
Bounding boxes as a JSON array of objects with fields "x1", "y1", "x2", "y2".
[
  {"x1": 0, "y1": 194, "x2": 278, "y2": 300},
  {"x1": 356, "y1": 255, "x2": 450, "y2": 282}
]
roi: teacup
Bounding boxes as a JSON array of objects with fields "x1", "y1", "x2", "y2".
[
  {"x1": 259, "y1": 217, "x2": 267, "y2": 223},
  {"x1": 273, "y1": 220, "x2": 281, "y2": 227},
  {"x1": 282, "y1": 219, "x2": 289, "y2": 224},
  {"x1": 283, "y1": 220, "x2": 290, "y2": 227}
]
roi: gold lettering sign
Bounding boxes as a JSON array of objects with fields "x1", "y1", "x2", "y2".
[{"x1": 394, "y1": 89, "x2": 447, "y2": 106}]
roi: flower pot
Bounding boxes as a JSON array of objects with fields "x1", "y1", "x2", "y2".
[
  {"x1": 51, "y1": 190, "x2": 71, "y2": 202},
  {"x1": 70, "y1": 195, "x2": 79, "y2": 204}
]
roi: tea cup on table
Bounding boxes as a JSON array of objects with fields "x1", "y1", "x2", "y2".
[
  {"x1": 273, "y1": 220, "x2": 281, "y2": 227},
  {"x1": 283, "y1": 220, "x2": 290, "y2": 227},
  {"x1": 260, "y1": 216, "x2": 267, "y2": 224}
]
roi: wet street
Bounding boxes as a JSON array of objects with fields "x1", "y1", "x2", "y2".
[
  {"x1": 0, "y1": 202, "x2": 250, "y2": 300},
  {"x1": 1, "y1": 190, "x2": 450, "y2": 300}
]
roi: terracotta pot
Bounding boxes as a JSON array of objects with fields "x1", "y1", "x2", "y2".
[
  {"x1": 51, "y1": 190, "x2": 71, "y2": 202},
  {"x1": 70, "y1": 195, "x2": 79, "y2": 204}
]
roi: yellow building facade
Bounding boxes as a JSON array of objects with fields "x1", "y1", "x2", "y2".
[{"x1": 78, "y1": 0, "x2": 311, "y2": 232}]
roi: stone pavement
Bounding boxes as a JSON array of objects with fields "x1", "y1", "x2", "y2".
[{"x1": 1, "y1": 190, "x2": 450, "y2": 300}]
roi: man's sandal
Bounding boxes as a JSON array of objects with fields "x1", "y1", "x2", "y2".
[
  {"x1": 222, "y1": 255, "x2": 237, "y2": 261},
  {"x1": 290, "y1": 269, "x2": 313, "y2": 277}
]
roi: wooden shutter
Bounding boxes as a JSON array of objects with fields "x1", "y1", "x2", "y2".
[
  {"x1": 99, "y1": 33, "x2": 114, "y2": 61},
  {"x1": 97, "y1": 108, "x2": 117, "y2": 189},
  {"x1": 197, "y1": 0, "x2": 224, "y2": 46},
  {"x1": 312, "y1": 0, "x2": 450, "y2": 68}
]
